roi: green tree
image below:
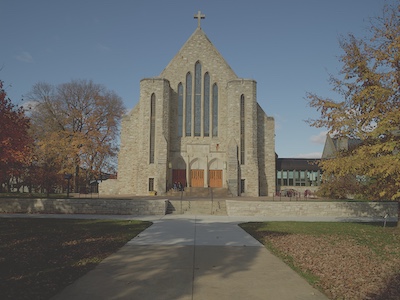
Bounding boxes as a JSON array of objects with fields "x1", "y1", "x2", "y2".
[
  {"x1": 307, "y1": 3, "x2": 400, "y2": 200},
  {"x1": 28, "y1": 80, "x2": 125, "y2": 193},
  {"x1": 0, "y1": 80, "x2": 33, "y2": 192}
]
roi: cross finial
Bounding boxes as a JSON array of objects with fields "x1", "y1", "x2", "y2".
[{"x1": 194, "y1": 11, "x2": 205, "y2": 28}]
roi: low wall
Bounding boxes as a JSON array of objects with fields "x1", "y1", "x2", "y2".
[
  {"x1": 167, "y1": 200, "x2": 227, "y2": 215},
  {"x1": 226, "y1": 200, "x2": 399, "y2": 218},
  {"x1": 1, "y1": 199, "x2": 398, "y2": 219},
  {"x1": 0, "y1": 198, "x2": 167, "y2": 215}
]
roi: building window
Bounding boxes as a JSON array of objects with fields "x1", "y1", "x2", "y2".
[
  {"x1": 277, "y1": 170, "x2": 282, "y2": 187},
  {"x1": 295, "y1": 171, "x2": 307, "y2": 186},
  {"x1": 240, "y1": 179, "x2": 245, "y2": 194},
  {"x1": 149, "y1": 93, "x2": 156, "y2": 164},
  {"x1": 288, "y1": 171, "x2": 294, "y2": 186},
  {"x1": 277, "y1": 169, "x2": 321, "y2": 187},
  {"x1": 212, "y1": 83, "x2": 218, "y2": 136},
  {"x1": 181, "y1": 67, "x2": 217, "y2": 138},
  {"x1": 240, "y1": 94, "x2": 245, "y2": 164},
  {"x1": 203, "y1": 72, "x2": 210, "y2": 137},
  {"x1": 177, "y1": 83, "x2": 183, "y2": 137},
  {"x1": 308, "y1": 170, "x2": 321, "y2": 186},
  {"x1": 185, "y1": 72, "x2": 192, "y2": 136},
  {"x1": 149, "y1": 178, "x2": 154, "y2": 191},
  {"x1": 282, "y1": 171, "x2": 288, "y2": 186},
  {"x1": 194, "y1": 62, "x2": 201, "y2": 136}
]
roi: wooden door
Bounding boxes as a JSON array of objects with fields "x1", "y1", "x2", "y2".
[
  {"x1": 209, "y1": 170, "x2": 222, "y2": 187},
  {"x1": 190, "y1": 169, "x2": 204, "y2": 187},
  {"x1": 172, "y1": 169, "x2": 186, "y2": 187}
]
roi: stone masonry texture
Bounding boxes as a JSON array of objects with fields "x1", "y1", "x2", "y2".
[{"x1": 99, "y1": 27, "x2": 275, "y2": 197}]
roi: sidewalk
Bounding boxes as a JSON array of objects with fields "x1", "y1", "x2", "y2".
[{"x1": 49, "y1": 214, "x2": 328, "y2": 300}]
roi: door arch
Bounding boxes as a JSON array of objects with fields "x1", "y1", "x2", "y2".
[
  {"x1": 208, "y1": 158, "x2": 223, "y2": 188},
  {"x1": 191, "y1": 169, "x2": 204, "y2": 187},
  {"x1": 171, "y1": 156, "x2": 187, "y2": 187},
  {"x1": 189, "y1": 157, "x2": 206, "y2": 187}
]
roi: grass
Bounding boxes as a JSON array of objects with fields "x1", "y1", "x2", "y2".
[
  {"x1": 0, "y1": 218, "x2": 152, "y2": 300},
  {"x1": 240, "y1": 222, "x2": 400, "y2": 299},
  {"x1": 241, "y1": 221, "x2": 399, "y2": 256}
]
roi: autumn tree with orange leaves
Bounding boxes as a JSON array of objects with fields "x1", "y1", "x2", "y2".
[
  {"x1": 28, "y1": 80, "x2": 125, "y2": 193},
  {"x1": 307, "y1": 3, "x2": 400, "y2": 200},
  {"x1": 0, "y1": 80, "x2": 33, "y2": 192}
]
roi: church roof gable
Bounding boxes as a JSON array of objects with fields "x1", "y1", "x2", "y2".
[{"x1": 160, "y1": 28, "x2": 237, "y2": 79}]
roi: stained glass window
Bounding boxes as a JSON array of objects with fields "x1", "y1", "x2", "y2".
[
  {"x1": 240, "y1": 94, "x2": 245, "y2": 164},
  {"x1": 194, "y1": 62, "x2": 201, "y2": 136},
  {"x1": 177, "y1": 83, "x2": 183, "y2": 137},
  {"x1": 212, "y1": 83, "x2": 218, "y2": 137},
  {"x1": 203, "y1": 72, "x2": 210, "y2": 137},
  {"x1": 185, "y1": 73, "x2": 192, "y2": 136},
  {"x1": 149, "y1": 93, "x2": 156, "y2": 164}
]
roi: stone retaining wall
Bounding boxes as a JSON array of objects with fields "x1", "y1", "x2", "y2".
[
  {"x1": 226, "y1": 200, "x2": 399, "y2": 218},
  {"x1": 1, "y1": 199, "x2": 398, "y2": 219},
  {"x1": 167, "y1": 200, "x2": 227, "y2": 215},
  {"x1": 0, "y1": 198, "x2": 167, "y2": 215}
]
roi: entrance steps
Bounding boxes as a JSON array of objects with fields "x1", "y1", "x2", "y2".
[
  {"x1": 166, "y1": 187, "x2": 231, "y2": 198},
  {"x1": 166, "y1": 199, "x2": 227, "y2": 215}
]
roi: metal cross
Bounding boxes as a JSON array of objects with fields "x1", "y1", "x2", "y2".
[{"x1": 194, "y1": 11, "x2": 205, "y2": 28}]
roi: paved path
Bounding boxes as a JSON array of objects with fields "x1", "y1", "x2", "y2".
[{"x1": 45, "y1": 214, "x2": 328, "y2": 300}]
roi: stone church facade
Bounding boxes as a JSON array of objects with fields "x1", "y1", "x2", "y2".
[{"x1": 100, "y1": 14, "x2": 276, "y2": 197}]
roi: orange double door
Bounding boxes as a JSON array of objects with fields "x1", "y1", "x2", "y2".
[
  {"x1": 209, "y1": 170, "x2": 222, "y2": 187},
  {"x1": 173, "y1": 169, "x2": 223, "y2": 188}
]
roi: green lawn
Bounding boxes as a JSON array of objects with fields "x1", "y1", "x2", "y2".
[
  {"x1": 240, "y1": 222, "x2": 400, "y2": 300},
  {"x1": 0, "y1": 218, "x2": 152, "y2": 300}
]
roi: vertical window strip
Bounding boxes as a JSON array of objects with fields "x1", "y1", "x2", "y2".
[
  {"x1": 185, "y1": 73, "x2": 192, "y2": 136},
  {"x1": 194, "y1": 62, "x2": 201, "y2": 136},
  {"x1": 149, "y1": 94, "x2": 156, "y2": 164},
  {"x1": 149, "y1": 178, "x2": 154, "y2": 191},
  {"x1": 178, "y1": 83, "x2": 183, "y2": 137},
  {"x1": 212, "y1": 83, "x2": 218, "y2": 137},
  {"x1": 203, "y1": 73, "x2": 210, "y2": 137},
  {"x1": 240, "y1": 94, "x2": 245, "y2": 164}
]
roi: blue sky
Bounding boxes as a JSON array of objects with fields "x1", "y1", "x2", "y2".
[{"x1": 1, "y1": 0, "x2": 393, "y2": 158}]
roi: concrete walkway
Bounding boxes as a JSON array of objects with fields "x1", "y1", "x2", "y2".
[{"x1": 44, "y1": 214, "x2": 329, "y2": 300}]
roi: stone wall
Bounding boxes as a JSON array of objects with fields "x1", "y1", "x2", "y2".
[
  {"x1": 105, "y1": 28, "x2": 277, "y2": 197},
  {"x1": 167, "y1": 200, "x2": 227, "y2": 215},
  {"x1": 1, "y1": 199, "x2": 398, "y2": 219},
  {"x1": 227, "y1": 79, "x2": 260, "y2": 197},
  {"x1": 0, "y1": 199, "x2": 167, "y2": 215},
  {"x1": 258, "y1": 109, "x2": 276, "y2": 196},
  {"x1": 98, "y1": 179, "x2": 120, "y2": 195},
  {"x1": 226, "y1": 200, "x2": 399, "y2": 218}
]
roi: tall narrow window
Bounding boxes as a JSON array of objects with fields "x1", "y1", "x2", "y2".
[
  {"x1": 288, "y1": 171, "x2": 294, "y2": 186},
  {"x1": 240, "y1": 94, "x2": 245, "y2": 164},
  {"x1": 194, "y1": 62, "x2": 201, "y2": 136},
  {"x1": 177, "y1": 83, "x2": 183, "y2": 137},
  {"x1": 185, "y1": 72, "x2": 192, "y2": 136},
  {"x1": 240, "y1": 179, "x2": 245, "y2": 194},
  {"x1": 277, "y1": 170, "x2": 282, "y2": 186},
  {"x1": 203, "y1": 73, "x2": 210, "y2": 137},
  {"x1": 149, "y1": 93, "x2": 156, "y2": 164},
  {"x1": 149, "y1": 178, "x2": 154, "y2": 192},
  {"x1": 212, "y1": 83, "x2": 218, "y2": 137},
  {"x1": 283, "y1": 171, "x2": 288, "y2": 186}
]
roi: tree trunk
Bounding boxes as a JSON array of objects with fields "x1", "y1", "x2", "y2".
[{"x1": 74, "y1": 163, "x2": 79, "y2": 193}]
